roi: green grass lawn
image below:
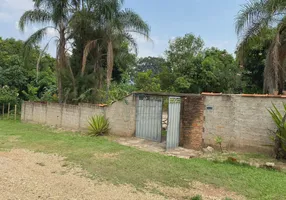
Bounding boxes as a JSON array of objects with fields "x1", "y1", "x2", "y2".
[{"x1": 0, "y1": 120, "x2": 286, "y2": 199}]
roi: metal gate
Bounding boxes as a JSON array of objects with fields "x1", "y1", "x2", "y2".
[
  {"x1": 166, "y1": 97, "x2": 181, "y2": 149},
  {"x1": 136, "y1": 95, "x2": 163, "y2": 142}
]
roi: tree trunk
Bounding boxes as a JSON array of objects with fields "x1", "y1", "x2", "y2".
[
  {"x1": 57, "y1": 22, "x2": 66, "y2": 103},
  {"x1": 92, "y1": 49, "x2": 100, "y2": 101},
  {"x1": 57, "y1": 21, "x2": 75, "y2": 103},
  {"x1": 106, "y1": 40, "x2": 114, "y2": 89},
  {"x1": 56, "y1": 65, "x2": 63, "y2": 103}
]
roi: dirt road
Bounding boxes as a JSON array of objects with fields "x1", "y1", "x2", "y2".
[{"x1": 0, "y1": 149, "x2": 243, "y2": 200}]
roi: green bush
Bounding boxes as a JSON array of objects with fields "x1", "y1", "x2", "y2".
[
  {"x1": 191, "y1": 195, "x2": 202, "y2": 200},
  {"x1": 88, "y1": 115, "x2": 110, "y2": 136},
  {"x1": 0, "y1": 85, "x2": 19, "y2": 105},
  {"x1": 267, "y1": 103, "x2": 286, "y2": 159}
]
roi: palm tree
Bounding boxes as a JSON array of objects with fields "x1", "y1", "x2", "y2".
[
  {"x1": 236, "y1": 0, "x2": 286, "y2": 94},
  {"x1": 19, "y1": 0, "x2": 76, "y2": 103},
  {"x1": 82, "y1": 0, "x2": 150, "y2": 89}
]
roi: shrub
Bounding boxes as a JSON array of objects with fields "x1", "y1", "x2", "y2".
[
  {"x1": 0, "y1": 85, "x2": 18, "y2": 105},
  {"x1": 267, "y1": 103, "x2": 286, "y2": 159},
  {"x1": 215, "y1": 136, "x2": 223, "y2": 153},
  {"x1": 88, "y1": 115, "x2": 110, "y2": 136},
  {"x1": 191, "y1": 195, "x2": 202, "y2": 200}
]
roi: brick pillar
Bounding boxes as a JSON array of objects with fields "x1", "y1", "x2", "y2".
[{"x1": 180, "y1": 96, "x2": 204, "y2": 150}]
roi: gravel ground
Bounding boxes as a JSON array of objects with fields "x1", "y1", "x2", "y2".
[
  {"x1": 0, "y1": 149, "x2": 244, "y2": 200},
  {"x1": 0, "y1": 149, "x2": 165, "y2": 200}
]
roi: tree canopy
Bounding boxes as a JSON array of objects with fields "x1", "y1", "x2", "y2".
[
  {"x1": 1, "y1": 0, "x2": 274, "y2": 105},
  {"x1": 134, "y1": 34, "x2": 241, "y2": 94},
  {"x1": 0, "y1": 37, "x2": 56, "y2": 104},
  {"x1": 236, "y1": 0, "x2": 286, "y2": 94}
]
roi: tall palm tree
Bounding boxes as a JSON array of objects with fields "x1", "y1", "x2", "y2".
[
  {"x1": 19, "y1": 0, "x2": 76, "y2": 103},
  {"x1": 236, "y1": 0, "x2": 286, "y2": 94},
  {"x1": 82, "y1": 0, "x2": 150, "y2": 89}
]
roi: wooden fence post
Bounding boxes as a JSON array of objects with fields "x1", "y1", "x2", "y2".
[
  {"x1": 2, "y1": 104, "x2": 4, "y2": 119},
  {"x1": 7, "y1": 103, "x2": 10, "y2": 119},
  {"x1": 14, "y1": 105, "x2": 17, "y2": 120}
]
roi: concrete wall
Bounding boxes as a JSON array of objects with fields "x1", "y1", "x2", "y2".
[
  {"x1": 22, "y1": 92, "x2": 285, "y2": 153},
  {"x1": 203, "y1": 94, "x2": 286, "y2": 152},
  {"x1": 106, "y1": 95, "x2": 136, "y2": 136},
  {"x1": 21, "y1": 95, "x2": 136, "y2": 137}
]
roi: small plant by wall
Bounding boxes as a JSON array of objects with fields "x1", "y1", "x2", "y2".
[
  {"x1": 215, "y1": 136, "x2": 223, "y2": 153},
  {"x1": 267, "y1": 103, "x2": 286, "y2": 159},
  {"x1": 87, "y1": 115, "x2": 110, "y2": 136}
]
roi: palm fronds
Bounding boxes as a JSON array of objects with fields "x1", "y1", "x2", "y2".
[
  {"x1": 236, "y1": 0, "x2": 286, "y2": 94},
  {"x1": 19, "y1": 10, "x2": 51, "y2": 32},
  {"x1": 82, "y1": 40, "x2": 99, "y2": 76}
]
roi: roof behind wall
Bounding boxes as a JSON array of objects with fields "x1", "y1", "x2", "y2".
[
  {"x1": 133, "y1": 92, "x2": 286, "y2": 98},
  {"x1": 132, "y1": 91, "x2": 201, "y2": 97}
]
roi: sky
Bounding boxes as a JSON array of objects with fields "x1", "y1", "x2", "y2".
[{"x1": 0, "y1": 0, "x2": 247, "y2": 57}]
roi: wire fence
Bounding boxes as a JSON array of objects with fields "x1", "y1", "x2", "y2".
[{"x1": 0, "y1": 103, "x2": 19, "y2": 120}]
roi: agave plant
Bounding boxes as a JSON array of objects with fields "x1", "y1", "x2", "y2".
[
  {"x1": 88, "y1": 115, "x2": 110, "y2": 136},
  {"x1": 267, "y1": 103, "x2": 286, "y2": 159}
]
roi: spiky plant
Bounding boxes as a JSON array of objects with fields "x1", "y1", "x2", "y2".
[
  {"x1": 88, "y1": 115, "x2": 110, "y2": 136},
  {"x1": 236, "y1": 0, "x2": 286, "y2": 94},
  {"x1": 267, "y1": 103, "x2": 286, "y2": 159}
]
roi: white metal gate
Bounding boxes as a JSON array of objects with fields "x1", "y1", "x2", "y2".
[
  {"x1": 166, "y1": 97, "x2": 181, "y2": 149},
  {"x1": 136, "y1": 95, "x2": 163, "y2": 142}
]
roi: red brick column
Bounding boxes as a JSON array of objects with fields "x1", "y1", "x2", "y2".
[{"x1": 180, "y1": 96, "x2": 204, "y2": 150}]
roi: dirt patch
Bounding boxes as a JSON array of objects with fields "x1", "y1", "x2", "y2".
[
  {"x1": 116, "y1": 137, "x2": 202, "y2": 158},
  {"x1": 0, "y1": 149, "x2": 164, "y2": 200},
  {"x1": 94, "y1": 152, "x2": 121, "y2": 159},
  {"x1": 147, "y1": 182, "x2": 245, "y2": 200},
  {"x1": 0, "y1": 149, "x2": 245, "y2": 200},
  {"x1": 7, "y1": 136, "x2": 21, "y2": 142}
]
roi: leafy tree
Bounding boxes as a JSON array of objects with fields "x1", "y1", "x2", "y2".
[
  {"x1": 136, "y1": 56, "x2": 166, "y2": 75},
  {"x1": 237, "y1": 28, "x2": 275, "y2": 93},
  {"x1": 200, "y1": 48, "x2": 239, "y2": 93},
  {"x1": 166, "y1": 33, "x2": 204, "y2": 67},
  {"x1": 165, "y1": 34, "x2": 204, "y2": 93},
  {"x1": 0, "y1": 37, "x2": 56, "y2": 102},
  {"x1": 134, "y1": 70, "x2": 161, "y2": 92},
  {"x1": 158, "y1": 66, "x2": 176, "y2": 92},
  {"x1": 0, "y1": 65, "x2": 27, "y2": 92},
  {"x1": 22, "y1": 84, "x2": 40, "y2": 102},
  {"x1": 164, "y1": 34, "x2": 239, "y2": 93},
  {"x1": 236, "y1": 0, "x2": 286, "y2": 94},
  {"x1": 0, "y1": 86, "x2": 18, "y2": 105}
]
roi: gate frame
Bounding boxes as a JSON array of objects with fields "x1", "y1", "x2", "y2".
[
  {"x1": 133, "y1": 92, "x2": 201, "y2": 150},
  {"x1": 166, "y1": 96, "x2": 181, "y2": 150}
]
